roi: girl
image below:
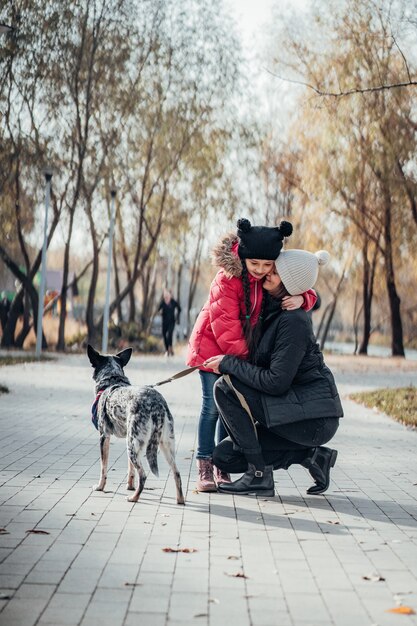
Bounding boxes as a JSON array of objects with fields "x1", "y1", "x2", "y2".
[{"x1": 186, "y1": 218, "x2": 317, "y2": 492}]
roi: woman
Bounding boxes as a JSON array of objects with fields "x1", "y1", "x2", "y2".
[{"x1": 204, "y1": 249, "x2": 343, "y2": 497}]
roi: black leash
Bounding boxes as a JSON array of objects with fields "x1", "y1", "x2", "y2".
[{"x1": 152, "y1": 365, "x2": 200, "y2": 387}]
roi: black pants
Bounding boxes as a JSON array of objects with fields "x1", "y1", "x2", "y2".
[
  {"x1": 162, "y1": 320, "x2": 175, "y2": 351},
  {"x1": 213, "y1": 376, "x2": 339, "y2": 473}
]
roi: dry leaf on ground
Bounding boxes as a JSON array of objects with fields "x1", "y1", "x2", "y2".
[
  {"x1": 25, "y1": 529, "x2": 50, "y2": 535},
  {"x1": 224, "y1": 571, "x2": 248, "y2": 578},
  {"x1": 362, "y1": 575, "x2": 385, "y2": 582},
  {"x1": 386, "y1": 606, "x2": 415, "y2": 614},
  {"x1": 162, "y1": 547, "x2": 198, "y2": 553}
]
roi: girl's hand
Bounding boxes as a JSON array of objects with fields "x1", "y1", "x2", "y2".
[
  {"x1": 203, "y1": 355, "x2": 225, "y2": 374},
  {"x1": 282, "y1": 295, "x2": 304, "y2": 310}
]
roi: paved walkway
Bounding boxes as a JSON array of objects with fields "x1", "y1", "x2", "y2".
[{"x1": 0, "y1": 351, "x2": 416, "y2": 626}]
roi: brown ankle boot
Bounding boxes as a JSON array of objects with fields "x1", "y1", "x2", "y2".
[
  {"x1": 213, "y1": 465, "x2": 231, "y2": 487},
  {"x1": 196, "y1": 459, "x2": 216, "y2": 492}
]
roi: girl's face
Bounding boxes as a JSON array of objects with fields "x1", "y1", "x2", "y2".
[
  {"x1": 245, "y1": 259, "x2": 275, "y2": 280},
  {"x1": 263, "y1": 267, "x2": 282, "y2": 292}
]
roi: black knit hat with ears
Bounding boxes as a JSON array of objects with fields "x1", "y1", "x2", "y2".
[{"x1": 237, "y1": 218, "x2": 293, "y2": 260}]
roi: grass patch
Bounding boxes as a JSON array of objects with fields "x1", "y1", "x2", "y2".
[
  {"x1": 350, "y1": 386, "x2": 417, "y2": 428},
  {"x1": 0, "y1": 355, "x2": 54, "y2": 367},
  {"x1": 0, "y1": 384, "x2": 9, "y2": 394}
]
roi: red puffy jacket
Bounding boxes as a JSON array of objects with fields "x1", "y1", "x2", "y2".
[{"x1": 186, "y1": 234, "x2": 317, "y2": 371}]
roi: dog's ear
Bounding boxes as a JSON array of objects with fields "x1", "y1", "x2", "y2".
[
  {"x1": 116, "y1": 347, "x2": 133, "y2": 368},
  {"x1": 87, "y1": 344, "x2": 104, "y2": 368}
]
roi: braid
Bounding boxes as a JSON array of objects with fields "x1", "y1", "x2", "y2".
[
  {"x1": 240, "y1": 261, "x2": 252, "y2": 349},
  {"x1": 249, "y1": 291, "x2": 268, "y2": 362}
]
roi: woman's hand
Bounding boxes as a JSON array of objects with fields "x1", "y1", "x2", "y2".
[
  {"x1": 282, "y1": 295, "x2": 304, "y2": 310},
  {"x1": 203, "y1": 355, "x2": 225, "y2": 374}
]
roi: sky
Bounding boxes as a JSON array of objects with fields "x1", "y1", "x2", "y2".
[
  {"x1": 224, "y1": 0, "x2": 309, "y2": 44},
  {"x1": 223, "y1": 0, "x2": 311, "y2": 124}
]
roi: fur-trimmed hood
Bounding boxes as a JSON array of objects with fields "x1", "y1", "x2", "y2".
[{"x1": 211, "y1": 233, "x2": 242, "y2": 278}]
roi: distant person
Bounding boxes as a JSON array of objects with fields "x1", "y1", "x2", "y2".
[{"x1": 158, "y1": 289, "x2": 181, "y2": 356}]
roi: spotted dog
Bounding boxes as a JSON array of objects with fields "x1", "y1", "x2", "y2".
[{"x1": 87, "y1": 344, "x2": 184, "y2": 504}]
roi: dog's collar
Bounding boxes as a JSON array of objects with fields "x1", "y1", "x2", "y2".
[
  {"x1": 91, "y1": 390, "x2": 104, "y2": 430},
  {"x1": 91, "y1": 385, "x2": 123, "y2": 431}
]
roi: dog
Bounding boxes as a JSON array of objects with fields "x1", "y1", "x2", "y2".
[{"x1": 87, "y1": 344, "x2": 184, "y2": 504}]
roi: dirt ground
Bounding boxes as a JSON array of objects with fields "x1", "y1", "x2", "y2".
[{"x1": 325, "y1": 353, "x2": 417, "y2": 374}]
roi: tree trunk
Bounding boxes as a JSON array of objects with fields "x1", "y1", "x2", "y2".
[
  {"x1": 382, "y1": 190, "x2": 405, "y2": 357},
  {"x1": 113, "y1": 245, "x2": 123, "y2": 323},
  {"x1": 56, "y1": 209, "x2": 75, "y2": 351},
  {"x1": 128, "y1": 285, "x2": 136, "y2": 323},
  {"x1": 320, "y1": 299, "x2": 338, "y2": 351}
]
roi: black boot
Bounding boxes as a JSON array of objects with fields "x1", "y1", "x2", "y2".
[
  {"x1": 302, "y1": 447, "x2": 338, "y2": 495},
  {"x1": 217, "y1": 463, "x2": 275, "y2": 497}
]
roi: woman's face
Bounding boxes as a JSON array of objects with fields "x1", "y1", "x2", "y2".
[
  {"x1": 245, "y1": 259, "x2": 275, "y2": 280},
  {"x1": 263, "y1": 267, "x2": 282, "y2": 292}
]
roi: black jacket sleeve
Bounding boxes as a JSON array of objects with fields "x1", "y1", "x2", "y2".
[{"x1": 218, "y1": 313, "x2": 309, "y2": 395}]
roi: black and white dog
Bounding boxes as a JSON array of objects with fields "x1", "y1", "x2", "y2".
[{"x1": 87, "y1": 344, "x2": 184, "y2": 504}]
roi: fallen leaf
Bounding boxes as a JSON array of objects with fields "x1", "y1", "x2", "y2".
[
  {"x1": 0, "y1": 528, "x2": 9, "y2": 534},
  {"x1": 227, "y1": 556, "x2": 239, "y2": 560},
  {"x1": 209, "y1": 598, "x2": 220, "y2": 604},
  {"x1": 162, "y1": 547, "x2": 198, "y2": 553},
  {"x1": 26, "y1": 529, "x2": 50, "y2": 535},
  {"x1": 327, "y1": 520, "x2": 340, "y2": 525},
  {"x1": 183, "y1": 457, "x2": 191, "y2": 460},
  {"x1": 224, "y1": 571, "x2": 248, "y2": 578},
  {"x1": 33, "y1": 475, "x2": 41, "y2": 478},
  {"x1": 161, "y1": 523, "x2": 167, "y2": 526},
  {"x1": 192, "y1": 489, "x2": 199, "y2": 494},
  {"x1": 386, "y1": 606, "x2": 415, "y2": 615},
  {"x1": 124, "y1": 582, "x2": 141, "y2": 587},
  {"x1": 194, "y1": 614, "x2": 208, "y2": 618},
  {"x1": 362, "y1": 575, "x2": 386, "y2": 582},
  {"x1": 0, "y1": 593, "x2": 13, "y2": 600},
  {"x1": 65, "y1": 514, "x2": 76, "y2": 517}
]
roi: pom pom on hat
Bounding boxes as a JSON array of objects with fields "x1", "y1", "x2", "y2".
[
  {"x1": 236, "y1": 218, "x2": 252, "y2": 234},
  {"x1": 316, "y1": 250, "x2": 330, "y2": 266},
  {"x1": 279, "y1": 221, "x2": 293, "y2": 238},
  {"x1": 275, "y1": 249, "x2": 330, "y2": 295},
  {"x1": 236, "y1": 217, "x2": 293, "y2": 260}
]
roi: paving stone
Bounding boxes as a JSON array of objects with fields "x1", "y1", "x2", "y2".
[{"x1": 0, "y1": 353, "x2": 417, "y2": 626}]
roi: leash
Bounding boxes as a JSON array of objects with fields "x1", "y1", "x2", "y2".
[{"x1": 152, "y1": 365, "x2": 200, "y2": 387}]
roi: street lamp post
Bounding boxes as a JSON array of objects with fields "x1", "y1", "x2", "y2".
[
  {"x1": 102, "y1": 189, "x2": 117, "y2": 353},
  {"x1": 35, "y1": 168, "x2": 53, "y2": 358}
]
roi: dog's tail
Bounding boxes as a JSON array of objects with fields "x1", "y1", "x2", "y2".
[{"x1": 146, "y1": 432, "x2": 159, "y2": 477}]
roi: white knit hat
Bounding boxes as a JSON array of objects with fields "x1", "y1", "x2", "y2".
[{"x1": 275, "y1": 249, "x2": 330, "y2": 295}]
